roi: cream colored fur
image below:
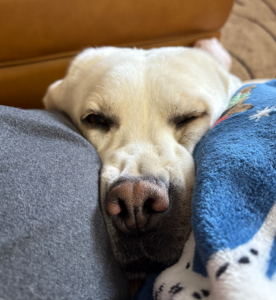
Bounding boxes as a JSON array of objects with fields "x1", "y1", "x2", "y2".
[{"x1": 43, "y1": 46, "x2": 241, "y2": 276}]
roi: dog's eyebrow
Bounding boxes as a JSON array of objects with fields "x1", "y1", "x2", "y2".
[{"x1": 81, "y1": 109, "x2": 119, "y2": 125}]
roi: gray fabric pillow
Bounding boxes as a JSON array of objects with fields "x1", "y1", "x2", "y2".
[{"x1": 0, "y1": 106, "x2": 130, "y2": 300}]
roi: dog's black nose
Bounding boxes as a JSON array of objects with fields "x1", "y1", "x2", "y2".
[{"x1": 106, "y1": 180, "x2": 169, "y2": 234}]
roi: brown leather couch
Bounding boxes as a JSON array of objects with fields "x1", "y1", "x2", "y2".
[{"x1": 0, "y1": 0, "x2": 234, "y2": 109}]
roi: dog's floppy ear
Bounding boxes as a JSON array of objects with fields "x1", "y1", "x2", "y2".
[
  {"x1": 43, "y1": 79, "x2": 64, "y2": 110},
  {"x1": 193, "y1": 38, "x2": 242, "y2": 97},
  {"x1": 43, "y1": 47, "x2": 121, "y2": 113}
]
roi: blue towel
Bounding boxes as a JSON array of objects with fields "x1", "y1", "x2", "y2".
[{"x1": 135, "y1": 79, "x2": 276, "y2": 300}]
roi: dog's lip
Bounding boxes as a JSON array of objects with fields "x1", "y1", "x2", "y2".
[{"x1": 111, "y1": 214, "x2": 133, "y2": 235}]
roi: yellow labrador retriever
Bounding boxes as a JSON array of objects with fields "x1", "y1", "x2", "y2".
[{"x1": 43, "y1": 44, "x2": 241, "y2": 278}]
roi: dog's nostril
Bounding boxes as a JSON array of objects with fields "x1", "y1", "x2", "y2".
[
  {"x1": 146, "y1": 195, "x2": 170, "y2": 213},
  {"x1": 106, "y1": 198, "x2": 128, "y2": 217},
  {"x1": 118, "y1": 198, "x2": 128, "y2": 218},
  {"x1": 144, "y1": 198, "x2": 156, "y2": 214},
  {"x1": 144, "y1": 197, "x2": 153, "y2": 207}
]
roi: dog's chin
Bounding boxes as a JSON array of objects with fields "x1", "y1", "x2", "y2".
[
  {"x1": 105, "y1": 189, "x2": 192, "y2": 279},
  {"x1": 114, "y1": 224, "x2": 191, "y2": 279}
]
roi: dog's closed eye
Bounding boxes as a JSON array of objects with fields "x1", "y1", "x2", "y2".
[
  {"x1": 176, "y1": 115, "x2": 199, "y2": 129},
  {"x1": 81, "y1": 113, "x2": 110, "y2": 131},
  {"x1": 86, "y1": 114, "x2": 108, "y2": 126},
  {"x1": 173, "y1": 111, "x2": 206, "y2": 130}
]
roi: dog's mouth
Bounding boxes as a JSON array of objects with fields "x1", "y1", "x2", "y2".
[
  {"x1": 111, "y1": 220, "x2": 191, "y2": 278},
  {"x1": 103, "y1": 178, "x2": 193, "y2": 278}
]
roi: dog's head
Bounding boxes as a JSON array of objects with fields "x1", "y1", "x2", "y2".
[{"x1": 43, "y1": 47, "x2": 241, "y2": 278}]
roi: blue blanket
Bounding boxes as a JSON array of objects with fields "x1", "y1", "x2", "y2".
[{"x1": 135, "y1": 79, "x2": 276, "y2": 300}]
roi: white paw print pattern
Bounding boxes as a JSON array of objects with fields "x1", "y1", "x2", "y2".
[
  {"x1": 207, "y1": 202, "x2": 276, "y2": 300},
  {"x1": 153, "y1": 233, "x2": 213, "y2": 300}
]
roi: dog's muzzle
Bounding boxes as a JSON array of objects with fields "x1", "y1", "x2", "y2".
[{"x1": 106, "y1": 179, "x2": 169, "y2": 235}]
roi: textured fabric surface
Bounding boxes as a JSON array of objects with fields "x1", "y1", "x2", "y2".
[
  {"x1": 192, "y1": 80, "x2": 276, "y2": 269},
  {"x1": 0, "y1": 106, "x2": 130, "y2": 300},
  {"x1": 221, "y1": 0, "x2": 276, "y2": 80}
]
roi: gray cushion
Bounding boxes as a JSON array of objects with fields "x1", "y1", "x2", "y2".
[{"x1": 0, "y1": 106, "x2": 130, "y2": 300}]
